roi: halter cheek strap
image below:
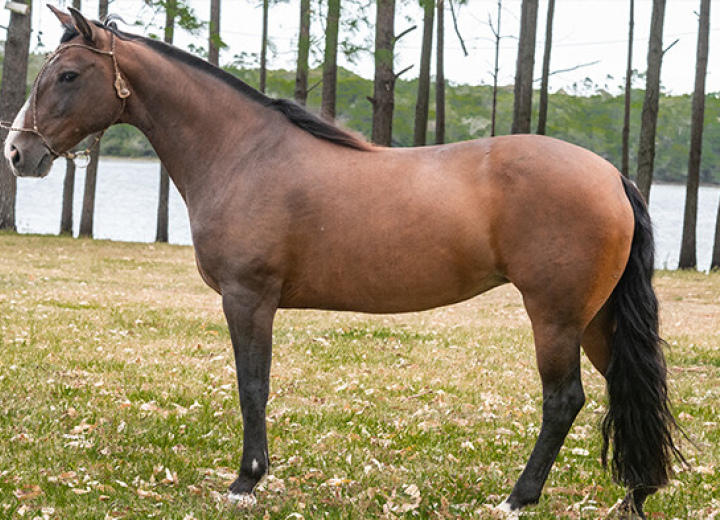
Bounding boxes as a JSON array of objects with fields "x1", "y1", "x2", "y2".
[{"x1": 0, "y1": 33, "x2": 130, "y2": 165}]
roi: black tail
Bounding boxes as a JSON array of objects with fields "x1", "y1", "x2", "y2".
[{"x1": 601, "y1": 176, "x2": 684, "y2": 491}]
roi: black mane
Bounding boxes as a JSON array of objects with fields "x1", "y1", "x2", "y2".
[{"x1": 60, "y1": 19, "x2": 370, "y2": 151}]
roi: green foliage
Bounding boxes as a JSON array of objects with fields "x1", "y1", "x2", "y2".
[
  {"x1": 100, "y1": 125, "x2": 156, "y2": 158},
  {"x1": 142, "y1": 0, "x2": 204, "y2": 35}
]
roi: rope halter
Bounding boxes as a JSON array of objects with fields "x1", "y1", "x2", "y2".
[{"x1": 1, "y1": 33, "x2": 130, "y2": 167}]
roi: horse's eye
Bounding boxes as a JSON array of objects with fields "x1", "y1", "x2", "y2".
[{"x1": 58, "y1": 71, "x2": 79, "y2": 83}]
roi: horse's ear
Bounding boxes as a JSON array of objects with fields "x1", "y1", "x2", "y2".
[
  {"x1": 47, "y1": 4, "x2": 73, "y2": 32},
  {"x1": 68, "y1": 7, "x2": 96, "y2": 44}
]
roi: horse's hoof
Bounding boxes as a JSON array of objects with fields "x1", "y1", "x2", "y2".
[
  {"x1": 227, "y1": 491, "x2": 257, "y2": 509},
  {"x1": 483, "y1": 499, "x2": 521, "y2": 519},
  {"x1": 612, "y1": 499, "x2": 646, "y2": 520}
]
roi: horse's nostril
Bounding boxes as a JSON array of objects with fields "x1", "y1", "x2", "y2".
[{"x1": 9, "y1": 145, "x2": 20, "y2": 166}]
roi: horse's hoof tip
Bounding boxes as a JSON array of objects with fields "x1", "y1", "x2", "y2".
[
  {"x1": 227, "y1": 491, "x2": 257, "y2": 508},
  {"x1": 483, "y1": 498, "x2": 520, "y2": 519}
]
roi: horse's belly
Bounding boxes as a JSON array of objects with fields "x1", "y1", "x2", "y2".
[{"x1": 279, "y1": 235, "x2": 506, "y2": 313}]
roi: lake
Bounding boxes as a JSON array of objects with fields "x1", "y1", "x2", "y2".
[{"x1": 15, "y1": 158, "x2": 720, "y2": 272}]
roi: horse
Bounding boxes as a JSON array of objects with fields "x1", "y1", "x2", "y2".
[{"x1": 3, "y1": 8, "x2": 683, "y2": 518}]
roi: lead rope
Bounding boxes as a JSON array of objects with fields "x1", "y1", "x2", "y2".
[{"x1": 0, "y1": 33, "x2": 130, "y2": 168}]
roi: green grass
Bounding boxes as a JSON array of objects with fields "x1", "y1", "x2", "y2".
[{"x1": 0, "y1": 234, "x2": 717, "y2": 519}]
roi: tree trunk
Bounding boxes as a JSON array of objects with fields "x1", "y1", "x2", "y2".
[
  {"x1": 435, "y1": 0, "x2": 445, "y2": 144},
  {"x1": 491, "y1": 0, "x2": 502, "y2": 137},
  {"x1": 60, "y1": 159, "x2": 76, "y2": 235},
  {"x1": 0, "y1": 0, "x2": 32, "y2": 231},
  {"x1": 321, "y1": 0, "x2": 341, "y2": 121},
  {"x1": 413, "y1": 0, "x2": 434, "y2": 146},
  {"x1": 156, "y1": 1, "x2": 176, "y2": 243},
  {"x1": 371, "y1": 0, "x2": 396, "y2": 146},
  {"x1": 678, "y1": 0, "x2": 710, "y2": 270},
  {"x1": 60, "y1": 0, "x2": 82, "y2": 235},
  {"x1": 621, "y1": 0, "x2": 635, "y2": 177},
  {"x1": 294, "y1": 0, "x2": 312, "y2": 105},
  {"x1": 78, "y1": 150, "x2": 99, "y2": 237},
  {"x1": 536, "y1": 0, "x2": 554, "y2": 135},
  {"x1": 99, "y1": 1, "x2": 109, "y2": 29},
  {"x1": 209, "y1": 0, "x2": 221, "y2": 66},
  {"x1": 511, "y1": 0, "x2": 538, "y2": 134},
  {"x1": 636, "y1": 0, "x2": 666, "y2": 203},
  {"x1": 712, "y1": 199, "x2": 720, "y2": 271},
  {"x1": 78, "y1": 0, "x2": 108, "y2": 238},
  {"x1": 260, "y1": 0, "x2": 269, "y2": 93}
]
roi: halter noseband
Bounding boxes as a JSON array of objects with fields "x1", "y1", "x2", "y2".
[{"x1": 1, "y1": 33, "x2": 130, "y2": 166}]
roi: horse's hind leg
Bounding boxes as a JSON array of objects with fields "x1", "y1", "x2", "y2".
[{"x1": 501, "y1": 319, "x2": 586, "y2": 512}]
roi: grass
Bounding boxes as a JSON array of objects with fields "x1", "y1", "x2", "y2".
[{"x1": 0, "y1": 233, "x2": 717, "y2": 519}]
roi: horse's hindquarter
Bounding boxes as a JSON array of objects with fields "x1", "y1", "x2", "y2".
[
  {"x1": 487, "y1": 135, "x2": 634, "y2": 327},
  {"x1": 279, "y1": 141, "x2": 507, "y2": 312}
]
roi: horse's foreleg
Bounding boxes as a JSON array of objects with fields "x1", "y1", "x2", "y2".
[
  {"x1": 502, "y1": 325, "x2": 585, "y2": 512},
  {"x1": 221, "y1": 285, "x2": 279, "y2": 507}
]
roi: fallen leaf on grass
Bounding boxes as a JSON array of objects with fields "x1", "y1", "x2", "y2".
[
  {"x1": 266, "y1": 477, "x2": 286, "y2": 493},
  {"x1": 187, "y1": 485, "x2": 202, "y2": 496},
  {"x1": 11, "y1": 433, "x2": 34, "y2": 443},
  {"x1": 48, "y1": 470, "x2": 79, "y2": 486},
  {"x1": 161, "y1": 467, "x2": 179, "y2": 485},
  {"x1": 324, "y1": 478, "x2": 352, "y2": 487},
  {"x1": 207, "y1": 467, "x2": 236, "y2": 483},
  {"x1": 140, "y1": 401, "x2": 170, "y2": 418},
  {"x1": 383, "y1": 486, "x2": 422, "y2": 514},
  {"x1": 13, "y1": 485, "x2": 43, "y2": 501},
  {"x1": 71, "y1": 420, "x2": 96, "y2": 435},
  {"x1": 137, "y1": 488, "x2": 163, "y2": 500},
  {"x1": 63, "y1": 407, "x2": 79, "y2": 419}
]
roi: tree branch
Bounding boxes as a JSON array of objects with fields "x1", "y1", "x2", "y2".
[
  {"x1": 307, "y1": 79, "x2": 323, "y2": 94},
  {"x1": 538, "y1": 60, "x2": 600, "y2": 80},
  {"x1": 394, "y1": 25, "x2": 417, "y2": 44},
  {"x1": 395, "y1": 65, "x2": 414, "y2": 79},
  {"x1": 448, "y1": 0, "x2": 468, "y2": 56},
  {"x1": 663, "y1": 38, "x2": 679, "y2": 55}
]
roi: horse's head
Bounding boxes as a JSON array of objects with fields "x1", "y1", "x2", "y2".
[{"x1": 4, "y1": 6, "x2": 130, "y2": 177}]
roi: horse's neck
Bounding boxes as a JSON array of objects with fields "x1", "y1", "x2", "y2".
[{"x1": 117, "y1": 41, "x2": 284, "y2": 197}]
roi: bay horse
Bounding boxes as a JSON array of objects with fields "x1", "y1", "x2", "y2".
[{"x1": 4, "y1": 8, "x2": 683, "y2": 518}]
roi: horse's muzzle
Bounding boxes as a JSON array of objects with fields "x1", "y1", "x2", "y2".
[{"x1": 4, "y1": 134, "x2": 54, "y2": 178}]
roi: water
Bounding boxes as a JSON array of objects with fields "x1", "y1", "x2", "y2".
[
  {"x1": 15, "y1": 158, "x2": 720, "y2": 271},
  {"x1": 16, "y1": 158, "x2": 191, "y2": 246}
]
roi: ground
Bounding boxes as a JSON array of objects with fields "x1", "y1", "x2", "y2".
[{"x1": 0, "y1": 234, "x2": 717, "y2": 519}]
